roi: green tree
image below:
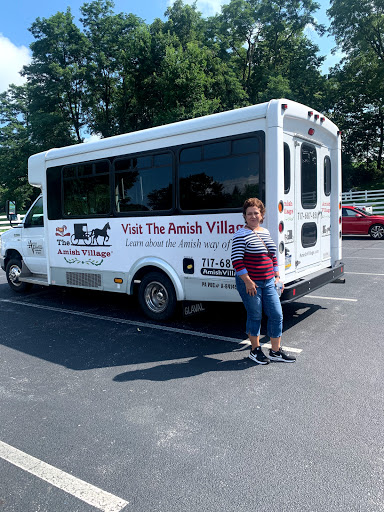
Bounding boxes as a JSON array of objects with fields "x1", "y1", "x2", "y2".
[
  {"x1": 327, "y1": 0, "x2": 384, "y2": 177},
  {"x1": 80, "y1": 0, "x2": 145, "y2": 137},
  {"x1": 0, "y1": 85, "x2": 37, "y2": 209},
  {"x1": 23, "y1": 8, "x2": 89, "y2": 144},
  {"x1": 207, "y1": 0, "x2": 326, "y2": 107}
]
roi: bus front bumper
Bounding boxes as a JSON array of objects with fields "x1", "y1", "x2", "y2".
[{"x1": 281, "y1": 262, "x2": 345, "y2": 303}]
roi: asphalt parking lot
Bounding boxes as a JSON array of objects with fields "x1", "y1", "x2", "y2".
[{"x1": 0, "y1": 235, "x2": 383, "y2": 512}]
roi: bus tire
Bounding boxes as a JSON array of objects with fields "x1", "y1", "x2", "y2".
[
  {"x1": 138, "y1": 271, "x2": 177, "y2": 321},
  {"x1": 6, "y1": 259, "x2": 33, "y2": 293},
  {"x1": 369, "y1": 224, "x2": 384, "y2": 239}
]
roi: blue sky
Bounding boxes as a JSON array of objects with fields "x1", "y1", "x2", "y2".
[{"x1": 0, "y1": 0, "x2": 342, "y2": 93}]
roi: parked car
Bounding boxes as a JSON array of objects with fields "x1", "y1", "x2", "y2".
[{"x1": 342, "y1": 206, "x2": 384, "y2": 239}]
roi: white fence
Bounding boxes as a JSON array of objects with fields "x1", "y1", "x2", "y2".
[
  {"x1": 0, "y1": 214, "x2": 25, "y2": 234},
  {"x1": 341, "y1": 189, "x2": 384, "y2": 215}
]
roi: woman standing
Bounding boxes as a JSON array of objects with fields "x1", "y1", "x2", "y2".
[{"x1": 231, "y1": 198, "x2": 296, "y2": 365}]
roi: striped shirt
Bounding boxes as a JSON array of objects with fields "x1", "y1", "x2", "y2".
[{"x1": 231, "y1": 227, "x2": 279, "y2": 281}]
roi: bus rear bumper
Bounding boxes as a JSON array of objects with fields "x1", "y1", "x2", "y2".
[{"x1": 281, "y1": 262, "x2": 345, "y2": 303}]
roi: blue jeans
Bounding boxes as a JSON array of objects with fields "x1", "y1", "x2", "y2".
[{"x1": 235, "y1": 276, "x2": 283, "y2": 338}]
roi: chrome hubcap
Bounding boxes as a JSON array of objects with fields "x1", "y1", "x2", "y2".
[
  {"x1": 9, "y1": 265, "x2": 22, "y2": 285},
  {"x1": 144, "y1": 282, "x2": 168, "y2": 313}
]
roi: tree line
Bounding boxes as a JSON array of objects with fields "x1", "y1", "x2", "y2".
[{"x1": 1, "y1": 0, "x2": 384, "y2": 210}]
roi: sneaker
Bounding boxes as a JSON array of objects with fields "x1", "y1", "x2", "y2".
[
  {"x1": 268, "y1": 347, "x2": 296, "y2": 363},
  {"x1": 249, "y1": 347, "x2": 270, "y2": 365}
]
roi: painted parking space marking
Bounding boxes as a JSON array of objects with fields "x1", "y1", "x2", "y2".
[
  {"x1": 240, "y1": 339, "x2": 302, "y2": 353},
  {"x1": 0, "y1": 441, "x2": 129, "y2": 512},
  {"x1": 343, "y1": 257, "x2": 384, "y2": 260},
  {"x1": 305, "y1": 295, "x2": 358, "y2": 302},
  {"x1": 306, "y1": 295, "x2": 357, "y2": 302},
  {"x1": 0, "y1": 298, "x2": 302, "y2": 352},
  {"x1": 0, "y1": 298, "x2": 244, "y2": 344},
  {"x1": 345, "y1": 272, "x2": 384, "y2": 276}
]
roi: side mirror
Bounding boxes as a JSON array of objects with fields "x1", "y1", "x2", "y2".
[{"x1": 5, "y1": 200, "x2": 18, "y2": 226}]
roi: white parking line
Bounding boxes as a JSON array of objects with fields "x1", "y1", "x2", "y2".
[
  {"x1": 343, "y1": 257, "x2": 384, "y2": 260},
  {"x1": 0, "y1": 298, "x2": 300, "y2": 352},
  {"x1": 345, "y1": 272, "x2": 384, "y2": 276},
  {"x1": 240, "y1": 339, "x2": 302, "y2": 353},
  {"x1": 0, "y1": 441, "x2": 128, "y2": 512},
  {"x1": 0, "y1": 298, "x2": 244, "y2": 344},
  {"x1": 306, "y1": 295, "x2": 357, "y2": 302}
]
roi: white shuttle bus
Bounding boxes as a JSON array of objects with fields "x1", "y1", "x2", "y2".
[{"x1": 1, "y1": 99, "x2": 344, "y2": 320}]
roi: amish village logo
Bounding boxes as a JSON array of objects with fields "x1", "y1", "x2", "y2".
[{"x1": 56, "y1": 222, "x2": 112, "y2": 266}]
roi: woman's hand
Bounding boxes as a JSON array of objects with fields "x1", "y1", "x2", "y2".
[
  {"x1": 245, "y1": 280, "x2": 257, "y2": 296},
  {"x1": 239, "y1": 273, "x2": 257, "y2": 295},
  {"x1": 274, "y1": 276, "x2": 285, "y2": 291}
]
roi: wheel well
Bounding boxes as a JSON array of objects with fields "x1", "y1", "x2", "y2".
[
  {"x1": 4, "y1": 250, "x2": 23, "y2": 269},
  {"x1": 369, "y1": 223, "x2": 384, "y2": 233},
  {"x1": 131, "y1": 266, "x2": 172, "y2": 295}
]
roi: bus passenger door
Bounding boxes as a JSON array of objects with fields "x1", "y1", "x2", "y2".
[
  {"x1": 294, "y1": 139, "x2": 322, "y2": 273},
  {"x1": 21, "y1": 196, "x2": 47, "y2": 275},
  {"x1": 319, "y1": 148, "x2": 332, "y2": 263},
  {"x1": 283, "y1": 135, "x2": 296, "y2": 278}
]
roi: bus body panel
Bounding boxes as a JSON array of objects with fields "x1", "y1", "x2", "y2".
[{"x1": 1, "y1": 99, "x2": 343, "y2": 318}]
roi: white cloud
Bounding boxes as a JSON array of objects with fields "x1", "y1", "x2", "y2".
[
  {"x1": 0, "y1": 34, "x2": 31, "y2": 93},
  {"x1": 83, "y1": 133, "x2": 102, "y2": 143},
  {"x1": 168, "y1": 0, "x2": 229, "y2": 18}
]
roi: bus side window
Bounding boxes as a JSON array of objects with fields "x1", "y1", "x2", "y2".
[
  {"x1": 25, "y1": 197, "x2": 44, "y2": 227},
  {"x1": 179, "y1": 133, "x2": 264, "y2": 211},
  {"x1": 301, "y1": 143, "x2": 317, "y2": 209},
  {"x1": 284, "y1": 143, "x2": 291, "y2": 194},
  {"x1": 114, "y1": 153, "x2": 173, "y2": 213},
  {"x1": 63, "y1": 161, "x2": 111, "y2": 217},
  {"x1": 324, "y1": 156, "x2": 331, "y2": 196}
]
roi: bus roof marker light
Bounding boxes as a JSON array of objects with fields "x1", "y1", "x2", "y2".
[
  {"x1": 308, "y1": 128, "x2": 315, "y2": 136},
  {"x1": 308, "y1": 111, "x2": 313, "y2": 117},
  {"x1": 282, "y1": 104, "x2": 288, "y2": 111},
  {"x1": 337, "y1": 131, "x2": 342, "y2": 136},
  {"x1": 314, "y1": 114, "x2": 319, "y2": 120},
  {"x1": 320, "y1": 117, "x2": 325, "y2": 123}
]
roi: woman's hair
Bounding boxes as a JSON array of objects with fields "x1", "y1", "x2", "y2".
[{"x1": 242, "y1": 197, "x2": 265, "y2": 219}]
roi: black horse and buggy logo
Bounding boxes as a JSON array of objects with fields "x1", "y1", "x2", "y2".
[{"x1": 71, "y1": 222, "x2": 111, "y2": 246}]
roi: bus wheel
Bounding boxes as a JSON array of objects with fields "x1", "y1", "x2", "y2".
[
  {"x1": 369, "y1": 224, "x2": 384, "y2": 239},
  {"x1": 6, "y1": 259, "x2": 33, "y2": 293},
  {"x1": 138, "y1": 272, "x2": 177, "y2": 321}
]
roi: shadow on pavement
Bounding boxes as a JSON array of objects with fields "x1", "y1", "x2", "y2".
[{"x1": 0, "y1": 280, "x2": 325, "y2": 373}]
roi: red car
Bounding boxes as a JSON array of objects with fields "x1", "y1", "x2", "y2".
[{"x1": 342, "y1": 205, "x2": 384, "y2": 239}]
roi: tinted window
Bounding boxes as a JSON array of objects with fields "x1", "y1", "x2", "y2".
[
  {"x1": 25, "y1": 196, "x2": 44, "y2": 227},
  {"x1": 63, "y1": 161, "x2": 110, "y2": 217},
  {"x1": 204, "y1": 141, "x2": 230, "y2": 160},
  {"x1": 342, "y1": 208, "x2": 359, "y2": 217},
  {"x1": 324, "y1": 156, "x2": 331, "y2": 196},
  {"x1": 301, "y1": 143, "x2": 317, "y2": 209},
  {"x1": 301, "y1": 222, "x2": 317, "y2": 247},
  {"x1": 284, "y1": 143, "x2": 291, "y2": 194},
  {"x1": 179, "y1": 134, "x2": 263, "y2": 210},
  {"x1": 114, "y1": 152, "x2": 173, "y2": 212}
]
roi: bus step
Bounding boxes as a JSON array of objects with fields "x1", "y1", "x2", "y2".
[{"x1": 19, "y1": 275, "x2": 49, "y2": 286}]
